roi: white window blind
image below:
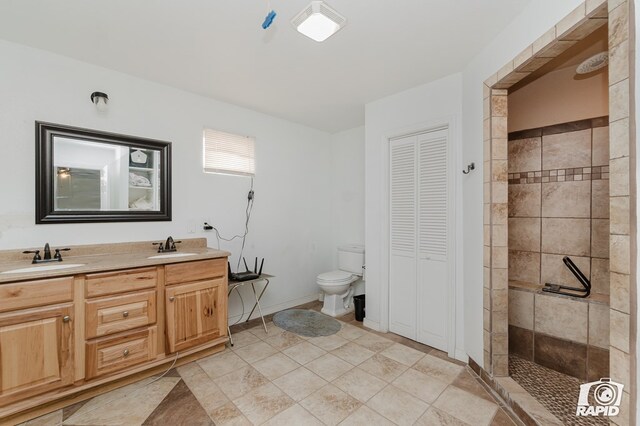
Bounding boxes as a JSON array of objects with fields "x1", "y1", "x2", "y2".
[{"x1": 203, "y1": 128, "x2": 255, "y2": 176}]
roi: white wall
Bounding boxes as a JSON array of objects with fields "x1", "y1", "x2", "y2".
[
  {"x1": 0, "y1": 40, "x2": 335, "y2": 321},
  {"x1": 364, "y1": 72, "x2": 465, "y2": 358},
  {"x1": 460, "y1": 0, "x2": 586, "y2": 366},
  {"x1": 330, "y1": 126, "x2": 365, "y2": 295}
]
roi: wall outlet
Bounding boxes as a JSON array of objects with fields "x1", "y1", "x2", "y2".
[{"x1": 187, "y1": 220, "x2": 196, "y2": 234}]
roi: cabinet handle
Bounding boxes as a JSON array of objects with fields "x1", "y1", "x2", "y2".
[
  {"x1": 123, "y1": 349, "x2": 130, "y2": 357},
  {"x1": 122, "y1": 311, "x2": 129, "y2": 318},
  {"x1": 62, "y1": 315, "x2": 71, "y2": 323},
  {"x1": 169, "y1": 296, "x2": 175, "y2": 302}
]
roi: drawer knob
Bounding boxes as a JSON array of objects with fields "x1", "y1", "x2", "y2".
[
  {"x1": 123, "y1": 349, "x2": 130, "y2": 357},
  {"x1": 122, "y1": 311, "x2": 129, "y2": 318},
  {"x1": 62, "y1": 315, "x2": 71, "y2": 323},
  {"x1": 169, "y1": 296, "x2": 175, "y2": 302}
]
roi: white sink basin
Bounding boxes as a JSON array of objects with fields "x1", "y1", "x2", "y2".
[
  {"x1": 1, "y1": 263, "x2": 86, "y2": 274},
  {"x1": 147, "y1": 253, "x2": 197, "y2": 259}
]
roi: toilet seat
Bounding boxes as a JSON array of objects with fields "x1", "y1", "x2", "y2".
[{"x1": 317, "y1": 270, "x2": 354, "y2": 285}]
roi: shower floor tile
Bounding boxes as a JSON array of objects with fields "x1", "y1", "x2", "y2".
[{"x1": 509, "y1": 355, "x2": 609, "y2": 425}]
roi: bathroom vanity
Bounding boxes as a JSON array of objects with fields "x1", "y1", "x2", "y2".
[{"x1": 0, "y1": 238, "x2": 229, "y2": 424}]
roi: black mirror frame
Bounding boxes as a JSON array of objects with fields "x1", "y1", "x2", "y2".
[{"x1": 35, "y1": 121, "x2": 172, "y2": 224}]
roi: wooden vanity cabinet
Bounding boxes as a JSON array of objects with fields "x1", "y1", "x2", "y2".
[
  {"x1": 0, "y1": 254, "x2": 228, "y2": 422},
  {"x1": 0, "y1": 304, "x2": 75, "y2": 406},
  {"x1": 165, "y1": 278, "x2": 226, "y2": 352}
]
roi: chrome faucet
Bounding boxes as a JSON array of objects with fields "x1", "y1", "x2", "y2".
[
  {"x1": 23, "y1": 243, "x2": 71, "y2": 264},
  {"x1": 153, "y1": 236, "x2": 182, "y2": 253}
]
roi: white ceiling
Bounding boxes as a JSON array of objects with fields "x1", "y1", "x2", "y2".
[{"x1": 0, "y1": 0, "x2": 532, "y2": 132}]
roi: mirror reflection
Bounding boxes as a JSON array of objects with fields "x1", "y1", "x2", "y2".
[{"x1": 53, "y1": 138, "x2": 161, "y2": 212}]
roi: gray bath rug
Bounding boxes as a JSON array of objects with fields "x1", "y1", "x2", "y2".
[{"x1": 273, "y1": 309, "x2": 341, "y2": 337}]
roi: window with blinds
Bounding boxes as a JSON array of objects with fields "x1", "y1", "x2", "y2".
[{"x1": 203, "y1": 128, "x2": 255, "y2": 176}]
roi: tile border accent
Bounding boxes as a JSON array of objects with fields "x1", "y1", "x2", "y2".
[
  {"x1": 508, "y1": 167, "x2": 610, "y2": 184},
  {"x1": 482, "y1": 1, "x2": 636, "y2": 424}
]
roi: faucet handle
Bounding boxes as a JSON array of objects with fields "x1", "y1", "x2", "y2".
[
  {"x1": 152, "y1": 242, "x2": 164, "y2": 253},
  {"x1": 171, "y1": 240, "x2": 182, "y2": 249},
  {"x1": 54, "y1": 248, "x2": 71, "y2": 260},
  {"x1": 23, "y1": 250, "x2": 41, "y2": 263}
]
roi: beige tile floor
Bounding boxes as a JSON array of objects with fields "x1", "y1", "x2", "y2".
[{"x1": 21, "y1": 304, "x2": 518, "y2": 426}]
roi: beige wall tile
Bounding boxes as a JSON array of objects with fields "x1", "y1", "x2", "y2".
[
  {"x1": 483, "y1": 97, "x2": 490, "y2": 119},
  {"x1": 610, "y1": 117, "x2": 629, "y2": 159},
  {"x1": 534, "y1": 294, "x2": 588, "y2": 343},
  {"x1": 492, "y1": 247, "x2": 508, "y2": 269},
  {"x1": 609, "y1": 346, "x2": 630, "y2": 389},
  {"x1": 491, "y1": 96, "x2": 507, "y2": 117},
  {"x1": 555, "y1": 4, "x2": 586, "y2": 38},
  {"x1": 609, "y1": 0, "x2": 629, "y2": 48},
  {"x1": 492, "y1": 160, "x2": 507, "y2": 182},
  {"x1": 508, "y1": 289, "x2": 534, "y2": 329},
  {"x1": 591, "y1": 126, "x2": 609, "y2": 166},
  {"x1": 492, "y1": 203, "x2": 508, "y2": 225},
  {"x1": 532, "y1": 27, "x2": 556, "y2": 55},
  {"x1": 538, "y1": 40, "x2": 577, "y2": 58},
  {"x1": 493, "y1": 268, "x2": 508, "y2": 290},
  {"x1": 492, "y1": 182, "x2": 507, "y2": 204},
  {"x1": 609, "y1": 39, "x2": 629, "y2": 85},
  {"x1": 493, "y1": 310, "x2": 508, "y2": 334},
  {"x1": 609, "y1": 79, "x2": 630, "y2": 122},
  {"x1": 588, "y1": 303, "x2": 609, "y2": 349},
  {"x1": 591, "y1": 180, "x2": 609, "y2": 219},
  {"x1": 610, "y1": 234, "x2": 630, "y2": 274},
  {"x1": 610, "y1": 196, "x2": 630, "y2": 235},
  {"x1": 484, "y1": 182, "x2": 490, "y2": 203},
  {"x1": 542, "y1": 130, "x2": 591, "y2": 169},
  {"x1": 541, "y1": 218, "x2": 591, "y2": 256},
  {"x1": 492, "y1": 289, "x2": 508, "y2": 313},
  {"x1": 509, "y1": 184, "x2": 541, "y2": 218},
  {"x1": 517, "y1": 56, "x2": 553, "y2": 73},
  {"x1": 586, "y1": 0, "x2": 607, "y2": 17},
  {"x1": 591, "y1": 219, "x2": 610, "y2": 258},
  {"x1": 509, "y1": 250, "x2": 540, "y2": 284},
  {"x1": 508, "y1": 218, "x2": 540, "y2": 252},
  {"x1": 484, "y1": 203, "x2": 491, "y2": 225},
  {"x1": 610, "y1": 272, "x2": 630, "y2": 314},
  {"x1": 610, "y1": 309, "x2": 630, "y2": 353},
  {"x1": 492, "y1": 333, "x2": 508, "y2": 355},
  {"x1": 513, "y1": 45, "x2": 533, "y2": 70},
  {"x1": 492, "y1": 117, "x2": 508, "y2": 139},
  {"x1": 508, "y1": 138, "x2": 541, "y2": 172},
  {"x1": 483, "y1": 119, "x2": 490, "y2": 142},
  {"x1": 492, "y1": 225, "x2": 507, "y2": 247},
  {"x1": 590, "y1": 258, "x2": 610, "y2": 295},
  {"x1": 484, "y1": 161, "x2": 490, "y2": 183},
  {"x1": 610, "y1": 156, "x2": 630, "y2": 197},
  {"x1": 484, "y1": 310, "x2": 490, "y2": 331},
  {"x1": 541, "y1": 253, "x2": 591, "y2": 287},
  {"x1": 541, "y1": 181, "x2": 591, "y2": 218},
  {"x1": 492, "y1": 138, "x2": 508, "y2": 160},
  {"x1": 483, "y1": 267, "x2": 490, "y2": 290}
]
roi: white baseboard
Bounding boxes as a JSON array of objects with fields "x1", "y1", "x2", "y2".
[
  {"x1": 363, "y1": 318, "x2": 381, "y2": 331},
  {"x1": 228, "y1": 293, "x2": 319, "y2": 325}
]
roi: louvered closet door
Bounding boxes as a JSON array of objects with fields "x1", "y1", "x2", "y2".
[
  {"x1": 388, "y1": 135, "x2": 418, "y2": 338},
  {"x1": 416, "y1": 129, "x2": 449, "y2": 350}
]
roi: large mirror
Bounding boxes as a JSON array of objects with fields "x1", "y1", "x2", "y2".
[{"x1": 36, "y1": 122, "x2": 171, "y2": 223}]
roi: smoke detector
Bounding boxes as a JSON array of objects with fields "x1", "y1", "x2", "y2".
[
  {"x1": 291, "y1": 1, "x2": 347, "y2": 42},
  {"x1": 576, "y1": 51, "x2": 609, "y2": 74}
]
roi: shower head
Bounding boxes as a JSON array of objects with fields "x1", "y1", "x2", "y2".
[{"x1": 576, "y1": 51, "x2": 609, "y2": 74}]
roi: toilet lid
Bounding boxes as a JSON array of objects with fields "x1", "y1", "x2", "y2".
[{"x1": 317, "y1": 270, "x2": 353, "y2": 283}]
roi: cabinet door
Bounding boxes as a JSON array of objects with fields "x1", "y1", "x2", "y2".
[
  {"x1": 0, "y1": 304, "x2": 74, "y2": 406},
  {"x1": 165, "y1": 279, "x2": 226, "y2": 353}
]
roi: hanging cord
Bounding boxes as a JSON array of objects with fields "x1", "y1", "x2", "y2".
[{"x1": 207, "y1": 177, "x2": 254, "y2": 271}]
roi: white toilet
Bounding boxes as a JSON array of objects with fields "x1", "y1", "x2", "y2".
[{"x1": 317, "y1": 245, "x2": 364, "y2": 317}]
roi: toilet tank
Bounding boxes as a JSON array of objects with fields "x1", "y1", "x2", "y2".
[{"x1": 338, "y1": 245, "x2": 364, "y2": 274}]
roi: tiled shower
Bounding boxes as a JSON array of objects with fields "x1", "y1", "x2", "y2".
[{"x1": 507, "y1": 117, "x2": 610, "y2": 381}]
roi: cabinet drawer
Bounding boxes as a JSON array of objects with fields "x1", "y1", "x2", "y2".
[
  {"x1": 86, "y1": 327, "x2": 157, "y2": 379},
  {"x1": 85, "y1": 267, "x2": 157, "y2": 298},
  {"x1": 86, "y1": 290, "x2": 156, "y2": 339},
  {"x1": 0, "y1": 277, "x2": 73, "y2": 313},
  {"x1": 165, "y1": 259, "x2": 226, "y2": 285}
]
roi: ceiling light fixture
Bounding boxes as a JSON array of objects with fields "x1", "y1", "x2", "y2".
[{"x1": 291, "y1": 1, "x2": 347, "y2": 42}]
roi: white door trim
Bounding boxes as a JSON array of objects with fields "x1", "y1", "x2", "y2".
[{"x1": 377, "y1": 115, "x2": 462, "y2": 360}]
